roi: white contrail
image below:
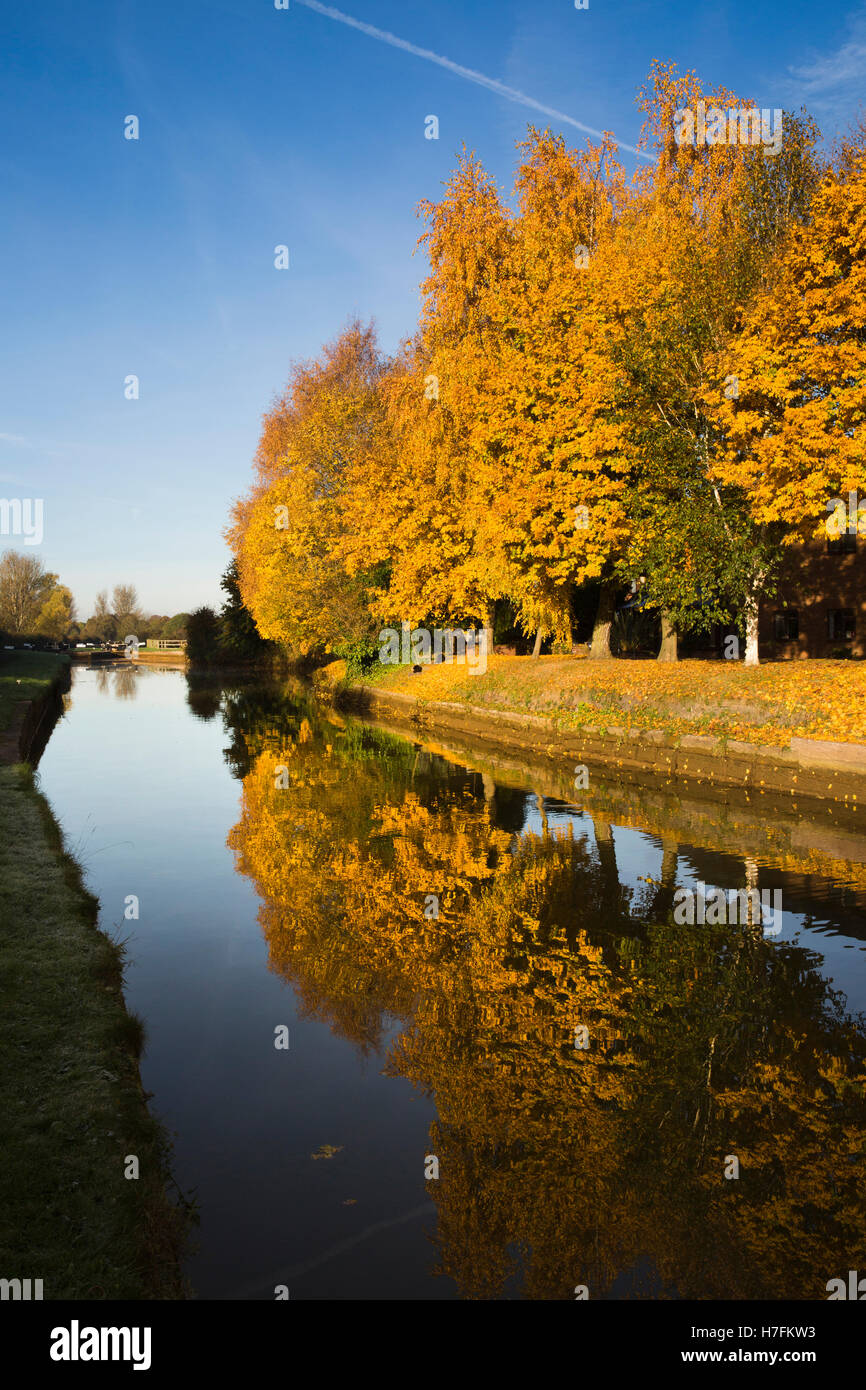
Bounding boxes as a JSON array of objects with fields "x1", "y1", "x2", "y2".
[{"x1": 294, "y1": 0, "x2": 649, "y2": 159}]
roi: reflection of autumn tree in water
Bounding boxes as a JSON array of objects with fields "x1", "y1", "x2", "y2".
[
  {"x1": 227, "y1": 691, "x2": 507, "y2": 1050},
  {"x1": 409, "y1": 846, "x2": 866, "y2": 1300},
  {"x1": 226, "y1": 692, "x2": 866, "y2": 1300}
]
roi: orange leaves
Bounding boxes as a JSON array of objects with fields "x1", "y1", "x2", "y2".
[
  {"x1": 225, "y1": 691, "x2": 866, "y2": 1299},
  {"x1": 362, "y1": 652, "x2": 866, "y2": 746},
  {"x1": 228, "y1": 320, "x2": 389, "y2": 653},
  {"x1": 229, "y1": 67, "x2": 860, "y2": 661},
  {"x1": 461, "y1": 130, "x2": 632, "y2": 632},
  {"x1": 708, "y1": 150, "x2": 866, "y2": 538}
]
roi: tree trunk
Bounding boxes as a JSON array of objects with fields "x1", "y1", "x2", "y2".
[
  {"x1": 531, "y1": 627, "x2": 543, "y2": 659},
  {"x1": 739, "y1": 572, "x2": 761, "y2": 664},
  {"x1": 590, "y1": 581, "x2": 616, "y2": 659},
  {"x1": 564, "y1": 581, "x2": 576, "y2": 650},
  {"x1": 743, "y1": 560, "x2": 766, "y2": 667},
  {"x1": 744, "y1": 591, "x2": 760, "y2": 666},
  {"x1": 483, "y1": 602, "x2": 496, "y2": 657},
  {"x1": 657, "y1": 610, "x2": 678, "y2": 662},
  {"x1": 592, "y1": 816, "x2": 621, "y2": 918},
  {"x1": 660, "y1": 839, "x2": 678, "y2": 888},
  {"x1": 649, "y1": 839, "x2": 679, "y2": 919},
  {"x1": 744, "y1": 855, "x2": 761, "y2": 942}
]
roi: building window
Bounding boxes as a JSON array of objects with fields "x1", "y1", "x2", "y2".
[
  {"x1": 828, "y1": 608, "x2": 856, "y2": 642},
  {"x1": 827, "y1": 529, "x2": 857, "y2": 554},
  {"x1": 773, "y1": 610, "x2": 799, "y2": 641}
]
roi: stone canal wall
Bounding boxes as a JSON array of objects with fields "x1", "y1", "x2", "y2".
[{"x1": 335, "y1": 683, "x2": 866, "y2": 814}]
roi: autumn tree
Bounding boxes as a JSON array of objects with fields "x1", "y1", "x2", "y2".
[
  {"x1": 0, "y1": 550, "x2": 57, "y2": 633},
  {"x1": 475, "y1": 130, "x2": 631, "y2": 654},
  {"x1": 344, "y1": 140, "x2": 630, "y2": 652},
  {"x1": 410, "y1": 154, "x2": 519, "y2": 636},
  {"x1": 35, "y1": 584, "x2": 76, "y2": 639},
  {"x1": 708, "y1": 132, "x2": 866, "y2": 660},
  {"x1": 602, "y1": 65, "x2": 822, "y2": 661},
  {"x1": 338, "y1": 159, "x2": 521, "y2": 641},
  {"x1": 229, "y1": 320, "x2": 389, "y2": 658},
  {"x1": 229, "y1": 66, "x2": 834, "y2": 669}
]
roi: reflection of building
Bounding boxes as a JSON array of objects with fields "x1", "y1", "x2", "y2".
[{"x1": 759, "y1": 534, "x2": 866, "y2": 659}]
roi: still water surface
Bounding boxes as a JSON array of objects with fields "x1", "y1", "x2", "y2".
[{"x1": 36, "y1": 664, "x2": 866, "y2": 1299}]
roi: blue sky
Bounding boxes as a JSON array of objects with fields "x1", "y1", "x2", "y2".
[{"x1": 1, "y1": 0, "x2": 864, "y2": 616}]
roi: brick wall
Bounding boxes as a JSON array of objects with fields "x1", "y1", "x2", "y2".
[{"x1": 759, "y1": 536, "x2": 866, "y2": 659}]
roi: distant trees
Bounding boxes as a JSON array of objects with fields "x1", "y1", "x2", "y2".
[
  {"x1": 0, "y1": 551, "x2": 52, "y2": 632},
  {"x1": 163, "y1": 612, "x2": 189, "y2": 639},
  {"x1": 0, "y1": 550, "x2": 75, "y2": 637},
  {"x1": 0, "y1": 557, "x2": 192, "y2": 648},
  {"x1": 185, "y1": 606, "x2": 220, "y2": 665},
  {"x1": 111, "y1": 584, "x2": 143, "y2": 640},
  {"x1": 80, "y1": 590, "x2": 120, "y2": 642},
  {"x1": 34, "y1": 584, "x2": 76, "y2": 640},
  {"x1": 139, "y1": 614, "x2": 168, "y2": 639},
  {"x1": 136, "y1": 612, "x2": 189, "y2": 640},
  {"x1": 80, "y1": 585, "x2": 191, "y2": 645}
]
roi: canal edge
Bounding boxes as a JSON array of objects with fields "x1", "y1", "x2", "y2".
[
  {"x1": 0, "y1": 653, "x2": 193, "y2": 1299},
  {"x1": 328, "y1": 680, "x2": 866, "y2": 814}
]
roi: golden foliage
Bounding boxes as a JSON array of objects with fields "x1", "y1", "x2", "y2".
[{"x1": 226, "y1": 692, "x2": 866, "y2": 1298}]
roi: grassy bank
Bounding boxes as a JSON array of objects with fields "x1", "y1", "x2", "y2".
[
  {"x1": 320, "y1": 653, "x2": 866, "y2": 748},
  {"x1": 0, "y1": 650, "x2": 69, "y2": 738},
  {"x1": 0, "y1": 652, "x2": 188, "y2": 1297}
]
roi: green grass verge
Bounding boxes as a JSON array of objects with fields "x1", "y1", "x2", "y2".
[
  {"x1": 0, "y1": 652, "x2": 190, "y2": 1297},
  {"x1": 0, "y1": 650, "x2": 69, "y2": 735}
]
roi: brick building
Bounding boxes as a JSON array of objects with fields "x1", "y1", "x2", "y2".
[{"x1": 759, "y1": 531, "x2": 866, "y2": 659}]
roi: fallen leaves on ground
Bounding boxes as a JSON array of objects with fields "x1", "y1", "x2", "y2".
[{"x1": 336, "y1": 654, "x2": 866, "y2": 748}]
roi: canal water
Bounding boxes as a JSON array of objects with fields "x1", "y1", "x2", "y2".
[{"x1": 35, "y1": 663, "x2": 866, "y2": 1299}]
